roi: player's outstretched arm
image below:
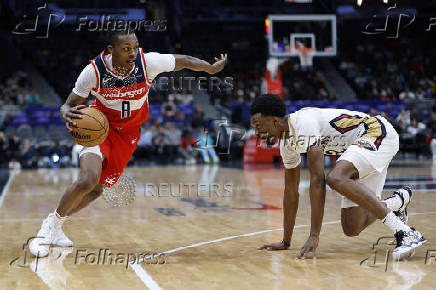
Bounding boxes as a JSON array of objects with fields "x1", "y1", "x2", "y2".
[
  {"x1": 173, "y1": 54, "x2": 227, "y2": 74},
  {"x1": 60, "y1": 92, "x2": 87, "y2": 131},
  {"x1": 296, "y1": 142, "x2": 326, "y2": 259},
  {"x1": 258, "y1": 165, "x2": 301, "y2": 251}
]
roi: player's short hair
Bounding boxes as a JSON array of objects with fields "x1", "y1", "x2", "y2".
[
  {"x1": 108, "y1": 30, "x2": 136, "y2": 46},
  {"x1": 250, "y1": 94, "x2": 286, "y2": 118}
]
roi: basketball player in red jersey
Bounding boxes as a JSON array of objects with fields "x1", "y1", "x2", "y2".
[{"x1": 30, "y1": 31, "x2": 227, "y2": 257}]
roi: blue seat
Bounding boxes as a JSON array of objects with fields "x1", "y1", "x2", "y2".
[{"x1": 376, "y1": 105, "x2": 388, "y2": 112}]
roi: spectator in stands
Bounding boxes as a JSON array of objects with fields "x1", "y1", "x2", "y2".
[
  {"x1": 380, "y1": 111, "x2": 392, "y2": 123},
  {"x1": 429, "y1": 128, "x2": 436, "y2": 160},
  {"x1": 318, "y1": 88, "x2": 328, "y2": 99},
  {"x1": 136, "y1": 125, "x2": 156, "y2": 161},
  {"x1": 410, "y1": 106, "x2": 422, "y2": 123},
  {"x1": 0, "y1": 131, "x2": 8, "y2": 168},
  {"x1": 407, "y1": 119, "x2": 426, "y2": 136},
  {"x1": 20, "y1": 139, "x2": 37, "y2": 169},
  {"x1": 174, "y1": 110, "x2": 188, "y2": 127},
  {"x1": 168, "y1": 89, "x2": 182, "y2": 104},
  {"x1": 162, "y1": 102, "x2": 177, "y2": 119},
  {"x1": 416, "y1": 87, "x2": 426, "y2": 100},
  {"x1": 197, "y1": 131, "x2": 219, "y2": 163},
  {"x1": 179, "y1": 89, "x2": 193, "y2": 105},
  {"x1": 169, "y1": 89, "x2": 193, "y2": 105},
  {"x1": 396, "y1": 109, "x2": 410, "y2": 131},
  {"x1": 430, "y1": 103, "x2": 436, "y2": 129},
  {"x1": 153, "y1": 125, "x2": 168, "y2": 163},
  {"x1": 432, "y1": 76, "x2": 436, "y2": 96},
  {"x1": 369, "y1": 108, "x2": 377, "y2": 117},
  {"x1": 164, "y1": 122, "x2": 182, "y2": 163},
  {"x1": 25, "y1": 89, "x2": 41, "y2": 105},
  {"x1": 192, "y1": 106, "x2": 205, "y2": 129},
  {"x1": 8, "y1": 133, "x2": 20, "y2": 167},
  {"x1": 180, "y1": 128, "x2": 197, "y2": 164},
  {"x1": 399, "y1": 87, "x2": 416, "y2": 102},
  {"x1": 44, "y1": 140, "x2": 70, "y2": 168}
]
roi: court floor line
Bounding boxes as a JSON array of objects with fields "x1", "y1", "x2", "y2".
[
  {"x1": 0, "y1": 217, "x2": 90, "y2": 222},
  {"x1": 129, "y1": 220, "x2": 342, "y2": 289},
  {"x1": 0, "y1": 169, "x2": 17, "y2": 208},
  {"x1": 130, "y1": 263, "x2": 162, "y2": 290},
  {"x1": 130, "y1": 210, "x2": 436, "y2": 289}
]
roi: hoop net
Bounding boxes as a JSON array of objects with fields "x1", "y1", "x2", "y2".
[{"x1": 294, "y1": 47, "x2": 315, "y2": 67}]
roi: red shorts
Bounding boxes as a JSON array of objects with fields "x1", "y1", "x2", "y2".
[{"x1": 98, "y1": 126, "x2": 140, "y2": 187}]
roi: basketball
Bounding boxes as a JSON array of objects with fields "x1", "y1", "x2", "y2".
[{"x1": 70, "y1": 107, "x2": 109, "y2": 147}]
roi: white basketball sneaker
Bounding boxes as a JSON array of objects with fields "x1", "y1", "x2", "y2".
[
  {"x1": 53, "y1": 229, "x2": 73, "y2": 247},
  {"x1": 392, "y1": 227, "x2": 426, "y2": 260},
  {"x1": 29, "y1": 213, "x2": 70, "y2": 257}
]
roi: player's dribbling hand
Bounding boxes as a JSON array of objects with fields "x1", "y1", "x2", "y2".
[
  {"x1": 296, "y1": 235, "x2": 319, "y2": 259},
  {"x1": 208, "y1": 54, "x2": 227, "y2": 74},
  {"x1": 258, "y1": 240, "x2": 290, "y2": 251},
  {"x1": 61, "y1": 104, "x2": 86, "y2": 131}
]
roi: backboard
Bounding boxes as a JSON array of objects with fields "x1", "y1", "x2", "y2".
[{"x1": 266, "y1": 14, "x2": 337, "y2": 58}]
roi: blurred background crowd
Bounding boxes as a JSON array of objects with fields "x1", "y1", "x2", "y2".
[{"x1": 0, "y1": 0, "x2": 435, "y2": 169}]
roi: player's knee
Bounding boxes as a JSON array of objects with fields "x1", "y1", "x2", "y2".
[
  {"x1": 76, "y1": 172, "x2": 100, "y2": 193},
  {"x1": 92, "y1": 185, "x2": 104, "y2": 196},
  {"x1": 341, "y1": 219, "x2": 361, "y2": 237},
  {"x1": 326, "y1": 171, "x2": 343, "y2": 190},
  {"x1": 342, "y1": 224, "x2": 361, "y2": 237}
]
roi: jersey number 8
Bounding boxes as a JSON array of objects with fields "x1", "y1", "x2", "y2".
[{"x1": 121, "y1": 101, "x2": 131, "y2": 119}]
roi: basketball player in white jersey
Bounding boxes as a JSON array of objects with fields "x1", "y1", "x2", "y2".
[
  {"x1": 253, "y1": 94, "x2": 426, "y2": 260},
  {"x1": 29, "y1": 30, "x2": 227, "y2": 257}
]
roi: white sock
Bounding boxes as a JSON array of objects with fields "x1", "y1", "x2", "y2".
[
  {"x1": 53, "y1": 210, "x2": 67, "y2": 228},
  {"x1": 382, "y1": 212, "x2": 410, "y2": 233},
  {"x1": 383, "y1": 194, "x2": 403, "y2": 211}
]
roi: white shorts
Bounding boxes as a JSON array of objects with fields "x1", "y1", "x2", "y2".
[
  {"x1": 337, "y1": 117, "x2": 399, "y2": 208},
  {"x1": 79, "y1": 145, "x2": 104, "y2": 160}
]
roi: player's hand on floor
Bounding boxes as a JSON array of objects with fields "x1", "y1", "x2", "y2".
[
  {"x1": 296, "y1": 235, "x2": 319, "y2": 259},
  {"x1": 61, "y1": 105, "x2": 86, "y2": 131},
  {"x1": 258, "y1": 240, "x2": 290, "y2": 251}
]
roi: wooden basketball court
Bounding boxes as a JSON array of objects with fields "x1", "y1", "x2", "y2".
[{"x1": 0, "y1": 164, "x2": 435, "y2": 289}]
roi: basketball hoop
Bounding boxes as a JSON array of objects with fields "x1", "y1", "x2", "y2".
[{"x1": 294, "y1": 47, "x2": 315, "y2": 67}]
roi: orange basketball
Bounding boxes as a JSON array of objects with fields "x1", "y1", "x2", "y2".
[{"x1": 70, "y1": 107, "x2": 109, "y2": 147}]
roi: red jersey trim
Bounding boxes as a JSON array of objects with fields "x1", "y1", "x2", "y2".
[{"x1": 90, "y1": 60, "x2": 100, "y2": 93}]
